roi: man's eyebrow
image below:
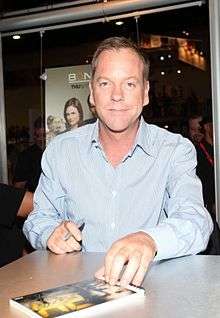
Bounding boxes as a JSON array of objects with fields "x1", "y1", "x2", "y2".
[
  {"x1": 96, "y1": 76, "x2": 139, "y2": 81},
  {"x1": 96, "y1": 76, "x2": 109, "y2": 81},
  {"x1": 126, "y1": 77, "x2": 139, "y2": 81}
]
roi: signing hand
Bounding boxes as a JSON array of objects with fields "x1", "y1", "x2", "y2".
[
  {"x1": 95, "y1": 231, "x2": 157, "y2": 287},
  {"x1": 47, "y1": 221, "x2": 82, "y2": 254}
]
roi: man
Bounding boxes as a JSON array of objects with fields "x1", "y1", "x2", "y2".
[
  {"x1": 0, "y1": 183, "x2": 33, "y2": 267},
  {"x1": 24, "y1": 37, "x2": 212, "y2": 287},
  {"x1": 13, "y1": 116, "x2": 45, "y2": 192},
  {"x1": 188, "y1": 114, "x2": 204, "y2": 145}
]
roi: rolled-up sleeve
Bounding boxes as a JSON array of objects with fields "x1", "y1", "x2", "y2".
[
  {"x1": 23, "y1": 141, "x2": 66, "y2": 249},
  {"x1": 146, "y1": 139, "x2": 213, "y2": 260}
]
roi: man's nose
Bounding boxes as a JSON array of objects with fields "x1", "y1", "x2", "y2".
[{"x1": 111, "y1": 84, "x2": 124, "y2": 102}]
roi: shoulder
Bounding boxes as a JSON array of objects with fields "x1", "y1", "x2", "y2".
[
  {"x1": 45, "y1": 124, "x2": 94, "y2": 154},
  {"x1": 143, "y1": 122, "x2": 194, "y2": 156},
  {"x1": 144, "y1": 123, "x2": 197, "y2": 177}
]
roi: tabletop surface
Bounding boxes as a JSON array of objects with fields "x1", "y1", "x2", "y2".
[{"x1": 1, "y1": 251, "x2": 220, "y2": 318}]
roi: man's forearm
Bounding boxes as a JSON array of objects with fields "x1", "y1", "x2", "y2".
[{"x1": 17, "y1": 191, "x2": 33, "y2": 218}]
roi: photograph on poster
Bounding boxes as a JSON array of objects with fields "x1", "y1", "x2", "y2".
[{"x1": 45, "y1": 64, "x2": 93, "y2": 144}]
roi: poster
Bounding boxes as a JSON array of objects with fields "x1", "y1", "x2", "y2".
[{"x1": 45, "y1": 64, "x2": 92, "y2": 144}]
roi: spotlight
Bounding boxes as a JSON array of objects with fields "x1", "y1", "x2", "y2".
[
  {"x1": 115, "y1": 21, "x2": 124, "y2": 26},
  {"x1": 12, "y1": 35, "x2": 21, "y2": 40}
]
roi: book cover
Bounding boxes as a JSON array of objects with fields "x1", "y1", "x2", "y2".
[{"x1": 10, "y1": 279, "x2": 145, "y2": 318}]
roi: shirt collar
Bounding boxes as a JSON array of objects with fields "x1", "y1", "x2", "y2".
[
  {"x1": 133, "y1": 117, "x2": 158, "y2": 158},
  {"x1": 87, "y1": 119, "x2": 100, "y2": 152},
  {"x1": 91, "y1": 119, "x2": 99, "y2": 143},
  {"x1": 88, "y1": 117, "x2": 158, "y2": 158}
]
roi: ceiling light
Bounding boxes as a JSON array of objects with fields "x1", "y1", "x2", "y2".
[
  {"x1": 177, "y1": 69, "x2": 182, "y2": 74},
  {"x1": 161, "y1": 71, "x2": 165, "y2": 76},
  {"x1": 160, "y1": 56, "x2": 165, "y2": 61},
  {"x1": 115, "y1": 21, "x2": 124, "y2": 26},
  {"x1": 168, "y1": 54, "x2": 172, "y2": 58},
  {"x1": 12, "y1": 35, "x2": 21, "y2": 40}
]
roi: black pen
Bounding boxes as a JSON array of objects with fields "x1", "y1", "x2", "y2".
[{"x1": 63, "y1": 219, "x2": 85, "y2": 247}]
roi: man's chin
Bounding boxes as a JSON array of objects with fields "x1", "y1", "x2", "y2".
[
  {"x1": 98, "y1": 116, "x2": 140, "y2": 134},
  {"x1": 102, "y1": 123, "x2": 135, "y2": 134}
]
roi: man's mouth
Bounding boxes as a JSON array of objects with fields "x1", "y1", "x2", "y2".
[{"x1": 108, "y1": 108, "x2": 129, "y2": 112}]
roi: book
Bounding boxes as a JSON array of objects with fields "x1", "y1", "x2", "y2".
[{"x1": 10, "y1": 278, "x2": 145, "y2": 318}]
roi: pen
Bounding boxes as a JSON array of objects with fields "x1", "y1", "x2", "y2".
[{"x1": 63, "y1": 219, "x2": 85, "y2": 242}]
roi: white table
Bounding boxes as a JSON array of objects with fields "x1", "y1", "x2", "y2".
[{"x1": 0, "y1": 251, "x2": 220, "y2": 317}]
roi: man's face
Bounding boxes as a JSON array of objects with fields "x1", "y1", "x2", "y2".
[
  {"x1": 189, "y1": 117, "x2": 204, "y2": 144},
  {"x1": 90, "y1": 48, "x2": 149, "y2": 134}
]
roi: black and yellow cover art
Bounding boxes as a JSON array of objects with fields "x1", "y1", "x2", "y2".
[{"x1": 11, "y1": 279, "x2": 136, "y2": 318}]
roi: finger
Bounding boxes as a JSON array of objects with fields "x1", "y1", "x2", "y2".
[
  {"x1": 120, "y1": 250, "x2": 142, "y2": 287},
  {"x1": 51, "y1": 235, "x2": 81, "y2": 254},
  {"x1": 132, "y1": 256, "x2": 150, "y2": 286},
  {"x1": 64, "y1": 221, "x2": 82, "y2": 242},
  {"x1": 109, "y1": 249, "x2": 129, "y2": 286},
  {"x1": 94, "y1": 266, "x2": 105, "y2": 281},
  {"x1": 65, "y1": 236, "x2": 82, "y2": 252},
  {"x1": 47, "y1": 239, "x2": 67, "y2": 254},
  {"x1": 104, "y1": 244, "x2": 122, "y2": 283},
  {"x1": 47, "y1": 222, "x2": 71, "y2": 253},
  {"x1": 48, "y1": 245, "x2": 66, "y2": 254}
]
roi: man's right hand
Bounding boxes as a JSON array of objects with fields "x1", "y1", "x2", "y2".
[{"x1": 47, "y1": 221, "x2": 82, "y2": 254}]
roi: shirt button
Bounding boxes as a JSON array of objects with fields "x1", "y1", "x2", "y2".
[
  {"x1": 112, "y1": 190, "x2": 117, "y2": 197},
  {"x1": 111, "y1": 222, "x2": 115, "y2": 229}
]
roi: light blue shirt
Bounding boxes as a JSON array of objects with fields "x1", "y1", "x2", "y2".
[{"x1": 23, "y1": 117, "x2": 213, "y2": 261}]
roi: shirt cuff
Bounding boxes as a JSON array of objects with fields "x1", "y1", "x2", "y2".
[
  {"x1": 40, "y1": 224, "x2": 59, "y2": 249},
  {"x1": 141, "y1": 224, "x2": 179, "y2": 261}
]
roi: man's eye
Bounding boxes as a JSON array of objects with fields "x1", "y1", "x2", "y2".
[
  {"x1": 127, "y1": 82, "x2": 136, "y2": 88},
  {"x1": 99, "y1": 81, "x2": 109, "y2": 87}
]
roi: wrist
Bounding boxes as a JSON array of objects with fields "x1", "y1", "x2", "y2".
[{"x1": 138, "y1": 231, "x2": 158, "y2": 258}]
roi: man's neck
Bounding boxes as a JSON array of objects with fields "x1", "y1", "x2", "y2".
[{"x1": 99, "y1": 122, "x2": 139, "y2": 167}]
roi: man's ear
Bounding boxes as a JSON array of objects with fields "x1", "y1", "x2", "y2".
[
  {"x1": 89, "y1": 82, "x2": 95, "y2": 105},
  {"x1": 143, "y1": 81, "x2": 150, "y2": 106}
]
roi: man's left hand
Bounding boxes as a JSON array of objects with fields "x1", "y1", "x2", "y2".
[{"x1": 95, "y1": 231, "x2": 157, "y2": 287}]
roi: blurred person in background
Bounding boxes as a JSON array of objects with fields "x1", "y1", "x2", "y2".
[
  {"x1": 196, "y1": 116, "x2": 215, "y2": 216},
  {"x1": 188, "y1": 114, "x2": 204, "y2": 145},
  {"x1": 0, "y1": 184, "x2": 33, "y2": 267},
  {"x1": 13, "y1": 116, "x2": 45, "y2": 193}
]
